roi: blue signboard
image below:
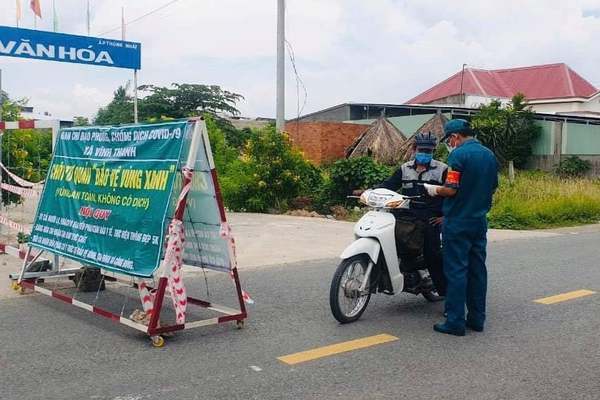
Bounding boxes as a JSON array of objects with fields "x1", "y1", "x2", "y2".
[{"x1": 0, "y1": 26, "x2": 141, "y2": 70}]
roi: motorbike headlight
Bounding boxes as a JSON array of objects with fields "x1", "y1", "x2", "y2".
[
  {"x1": 367, "y1": 192, "x2": 393, "y2": 207},
  {"x1": 385, "y1": 198, "x2": 409, "y2": 209}
]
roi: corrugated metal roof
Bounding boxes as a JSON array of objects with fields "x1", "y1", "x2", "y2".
[{"x1": 406, "y1": 63, "x2": 598, "y2": 104}]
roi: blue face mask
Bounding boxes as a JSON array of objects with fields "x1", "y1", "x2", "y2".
[{"x1": 415, "y1": 152, "x2": 432, "y2": 165}]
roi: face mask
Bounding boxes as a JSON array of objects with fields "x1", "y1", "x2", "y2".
[
  {"x1": 445, "y1": 136, "x2": 457, "y2": 153},
  {"x1": 415, "y1": 152, "x2": 433, "y2": 165}
]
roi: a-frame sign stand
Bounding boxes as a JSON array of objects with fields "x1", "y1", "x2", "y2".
[{"x1": 11, "y1": 118, "x2": 248, "y2": 347}]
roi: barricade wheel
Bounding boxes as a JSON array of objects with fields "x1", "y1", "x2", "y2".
[
  {"x1": 236, "y1": 320, "x2": 245, "y2": 329},
  {"x1": 11, "y1": 281, "x2": 25, "y2": 294},
  {"x1": 151, "y1": 335, "x2": 165, "y2": 348}
]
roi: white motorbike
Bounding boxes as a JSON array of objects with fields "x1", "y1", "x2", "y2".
[{"x1": 329, "y1": 188, "x2": 442, "y2": 323}]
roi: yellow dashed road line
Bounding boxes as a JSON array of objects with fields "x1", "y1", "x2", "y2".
[
  {"x1": 277, "y1": 333, "x2": 398, "y2": 365},
  {"x1": 534, "y1": 289, "x2": 596, "y2": 305}
]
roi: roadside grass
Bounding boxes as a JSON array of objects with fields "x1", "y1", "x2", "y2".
[{"x1": 489, "y1": 171, "x2": 600, "y2": 229}]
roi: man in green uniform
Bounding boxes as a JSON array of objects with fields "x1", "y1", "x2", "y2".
[{"x1": 424, "y1": 119, "x2": 499, "y2": 336}]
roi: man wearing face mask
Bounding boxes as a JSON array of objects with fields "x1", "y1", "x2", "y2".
[
  {"x1": 423, "y1": 119, "x2": 499, "y2": 336},
  {"x1": 372, "y1": 132, "x2": 448, "y2": 297}
]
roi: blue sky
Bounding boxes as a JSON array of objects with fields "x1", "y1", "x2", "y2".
[{"x1": 0, "y1": 0, "x2": 599, "y2": 121}]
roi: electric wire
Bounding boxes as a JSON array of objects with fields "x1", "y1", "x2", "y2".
[
  {"x1": 285, "y1": 40, "x2": 308, "y2": 123},
  {"x1": 97, "y1": 0, "x2": 182, "y2": 37},
  {"x1": 284, "y1": 2, "x2": 308, "y2": 127}
]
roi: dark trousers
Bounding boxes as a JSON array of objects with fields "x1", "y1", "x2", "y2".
[
  {"x1": 442, "y1": 218, "x2": 488, "y2": 329},
  {"x1": 423, "y1": 223, "x2": 446, "y2": 296},
  {"x1": 394, "y1": 215, "x2": 446, "y2": 296}
]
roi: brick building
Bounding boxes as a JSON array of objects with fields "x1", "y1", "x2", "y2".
[{"x1": 284, "y1": 121, "x2": 367, "y2": 165}]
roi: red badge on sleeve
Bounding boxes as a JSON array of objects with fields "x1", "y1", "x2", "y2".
[{"x1": 446, "y1": 170, "x2": 461, "y2": 186}]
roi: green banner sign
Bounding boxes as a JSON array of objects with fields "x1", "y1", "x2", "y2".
[{"x1": 30, "y1": 121, "x2": 188, "y2": 277}]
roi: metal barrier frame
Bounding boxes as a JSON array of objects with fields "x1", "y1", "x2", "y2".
[{"x1": 10, "y1": 118, "x2": 248, "y2": 346}]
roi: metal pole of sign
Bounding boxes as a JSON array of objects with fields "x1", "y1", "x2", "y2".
[
  {"x1": 0, "y1": 68, "x2": 3, "y2": 236},
  {"x1": 134, "y1": 70, "x2": 139, "y2": 124},
  {"x1": 121, "y1": 6, "x2": 139, "y2": 124}
]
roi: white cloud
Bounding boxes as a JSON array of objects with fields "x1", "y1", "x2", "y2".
[{"x1": 0, "y1": 0, "x2": 599, "y2": 121}]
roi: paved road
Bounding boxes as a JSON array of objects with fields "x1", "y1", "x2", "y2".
[
  {"x1": 228, "y1": 213, "x2": 563, "y2": 268},
  {"x1": 1, "y1": 227, "x2": 600, "y2": 399}
]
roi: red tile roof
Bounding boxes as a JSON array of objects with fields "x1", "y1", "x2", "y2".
[{"x1": 406, "y1": 63, "x2": 598, "y2": 104}]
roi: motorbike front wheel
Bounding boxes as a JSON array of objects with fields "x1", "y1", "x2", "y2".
[
  {"x1": 422, "y1": 290, "x2": 444, "y2": 302},
  {"x1": 329, "y1": 255, "x2": 372, "y2": 324}
]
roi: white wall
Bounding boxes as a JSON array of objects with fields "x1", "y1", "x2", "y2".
[
  {"x1": 424, "y1": 94, "x2": 600, "y2": 117},
  {"x1": 530, "y1": 98, "x2": 600, "y2": 117},
  {"x1": 465, "y1": 95, "x2": 510, "y2": 108},
  {"x1": 424, "y1": 95, "x2": 509, "y2": 108}
]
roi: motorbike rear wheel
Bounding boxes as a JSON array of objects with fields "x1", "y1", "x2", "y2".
[{"x1": 329, "y1": 255, "x2": 372, "y2": 324}]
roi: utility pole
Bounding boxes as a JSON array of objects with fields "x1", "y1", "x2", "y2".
[{"x1": 276, "y1": 0, "x2": 285, "y2": 131}]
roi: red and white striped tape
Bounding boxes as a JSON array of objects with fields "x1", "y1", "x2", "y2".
[
  {"x1": 0, "y1": 213, "x2": 27, "y2": 232},
  {"x1": 137, "y1": 169, "x2": 193, "y2": 323},
  {"x1": 220, "y1": 222, "x2": 254, "y2": 305},
  {"x1": 177, "y1": 168, "x2": 193, "y2": 204},
  {"x1": 0, "y1": 163, "x2": 36, "y2": 188},
  {"x1": 1, "y1": 183, "x2": 40, "y2": 198},
  {"x1": 165, "y1": 220, "x2": 187, "y2": 324},
  {"x1": 138, "y1": 281, "x2": 155, "y2": 319}
]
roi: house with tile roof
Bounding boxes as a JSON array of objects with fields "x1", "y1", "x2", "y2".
[{"x1": 406, "y1": 63, "x2": 600, "y2": 117}]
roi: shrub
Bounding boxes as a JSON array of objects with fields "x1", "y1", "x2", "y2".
[
  {"x1": 554, "y1": 156, "x2": 592, "y2": 178},
  {"x1": 1, "y1": 128, "x2": 52, "y2": 206},
  {"x1": 434, "y1": 143, "x2": 449, "y2": 164},
  {"x1": 322, "y1": 157, "x2": 393, "y2": 207},
  {"x1": 220, "y1": 125, "x2": 322, "y2": 212}
]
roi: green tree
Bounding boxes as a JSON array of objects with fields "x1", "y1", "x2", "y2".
[
  {"x1": 138, "y1": 83, "x2": 243, "y2": 119},
  {"x1": 204, "y1": 114, "x2": 241, "y2": 175},
  {"x1": 1, "y1": 90, "x2": 26, "y2": 121},
  {"x1": 471, "y1": 93, "x2": 541, "y2": 168},
  {"x1": 1, "y1": 128, "x2": 52, "y2": 205},
  {"x1": 0, "y1": 92, "x2": 52, "y2": 205},
  {"x1": 94, "y1": 85, "x2": 134, "y2": 125},
  {"x1": 94, "y1": 83, "x2": 244, "y2": 126},
  {"x1": 73, "y1": 116, "x2": 90, "y2": 126}
]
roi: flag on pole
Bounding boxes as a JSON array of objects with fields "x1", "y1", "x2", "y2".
[
  {"x1": 121, "y1": 6, "x2": 126, "y2": 40},
  {"x1": 86, "y1": 0, "x2": 91, "y2": 35},
  {"x1": 16, "y1": 0, "x2": 22, "y2": 26},
  {"x1": 52, "y1": 0, "x2": 58, "y2": 31},
  {"x1": 30, "y1": 0, "x2": 42, "y2": 18}
]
